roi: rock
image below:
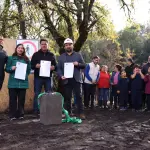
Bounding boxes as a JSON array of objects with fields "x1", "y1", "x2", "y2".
[{"x1": 39, "y1": 93, "x2": 62, "y2": 125}]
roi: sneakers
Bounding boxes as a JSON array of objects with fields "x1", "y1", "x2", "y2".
[
  {"x1": 79, "y1": 114, "x2": 86, "y2": 120},
  {"x1": 84, "y1": 106, "x2": 89, "y2": 109},
  {"x1": 19, "y1": 116, "x2": 24, "y2": 119},
  {"x1": 120, "y1": 107, "x2": 127, "y2": 111},
  {"x1": 120, "y1": 107, "x2": 125, "y2": 111},
  {"x1": 10, "y1": 117, "x2": 17, "y2": 121},
  {"x1": 10, "y1": 115, "x2": 24, "y2": 121}
]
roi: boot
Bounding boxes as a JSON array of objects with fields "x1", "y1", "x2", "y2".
[{"x1": 79, "y1": 114, "x2": 86, "y2": 120}]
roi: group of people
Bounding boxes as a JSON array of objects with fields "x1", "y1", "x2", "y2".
[
  {"x1": 0, "y1": 38, "x2": 86, "y2": 120},
  {"x1": 0, "y1": 36, "x2": 150, "y2": 121},
  {"x1": 83, "y1": 56, "x2": 150, "y2": 113}
]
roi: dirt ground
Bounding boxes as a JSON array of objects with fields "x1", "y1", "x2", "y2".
[{"x1": 1, "y1": 109, "x2": 150, "y2": 150}]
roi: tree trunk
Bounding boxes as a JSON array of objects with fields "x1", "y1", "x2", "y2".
[{"x1": 15, "y1": 0, "x2": 27, "y2": 39}]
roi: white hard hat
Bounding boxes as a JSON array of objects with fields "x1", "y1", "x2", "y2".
[{"x1": 64, "y1": 38, "x2": 73, "y2": 44}]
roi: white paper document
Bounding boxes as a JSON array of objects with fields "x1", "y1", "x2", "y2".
[
  {"x1": 14, "y1": 62, "x2": 27, "y2": 80},
  {"x1": 64, "y1": 63, "x2": 74, "y2": 78},
  {"x1": 39, "y1": 60, "x2": 51, "y2": 77}
]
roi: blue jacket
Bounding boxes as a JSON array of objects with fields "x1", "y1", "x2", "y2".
[{"x1": 118, "y1": 77, "x2": 129, "y2": 93}]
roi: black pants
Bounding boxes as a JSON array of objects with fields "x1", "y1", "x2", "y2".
[
  {"x1": 119, "y1": 92, "x2": 128, "y2": 108},
  {"x1": 146, "y1": 94, "x2": 150, "y2": 110},
  {"x1": 128, "y1": 93, "x2": 132, "y2": 108},
  {"x1": 84, "y1": 83, "x2": 96, "y2": 108},
  {"x1": 63, "y1": 79, "x2": 83, "y2": 114},
  {"x1": 110, "y1": 85, "x2": 119, "y2": 108},
  {"x1": 132, "y1": 90, "x2": 142, "y2": 110},
  {"x1": 142, "y1": 92, "x2": 146, "y2": 108},
  {"x1": 9, "y1": 88, "x2": 26, "y2": 118}
]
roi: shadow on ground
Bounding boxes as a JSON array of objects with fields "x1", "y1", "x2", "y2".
[{"x1": 0, "y1": 109, "x2": 150, "y2": 150}]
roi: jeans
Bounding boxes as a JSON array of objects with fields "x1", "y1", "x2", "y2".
[
  {"x1": 33, "y1": 77, "x2": 51, "y2": 112},
  {"x1": 9, "y1": 88, "x2": 26, "y2": 118},
  {"x1": 73, "y1": 92, "x2": 77, "y2": 105},
  {"x1": 84, "y1": 83, "x2": 96, "y2": 108},
  {"x1": 110, "y1": 85, "x2": 119, "y2": 108},
  {"x1": 63, "y1": 78, "x2": 83, "y2": 114},
  {"x1": 99, "y1": 88, "x2": 109, "y2": 107}
]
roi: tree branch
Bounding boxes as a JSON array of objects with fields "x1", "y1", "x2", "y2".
[
  {"x1": 35, "y1": 0, "x2": 65, "y2": 47},
  {"x1": 52, "y1": 0, "x2": 74, "y2": 40},
  {"x1": 74, "y1": 0, "x2": 83, "y2": 28}
]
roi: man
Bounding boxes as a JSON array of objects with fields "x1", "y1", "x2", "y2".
[
  {"x1": 142, "y1": 56, "x2": 150, "y2": 75},
  {"x1": 142, "y1": 56, "x2": 150, "y2": 111},
  {"x1": 57, "y1": 38, "x2": 86, "y2": 119},
  {"x1": 125, "y1": 58, "x2": 135, "y2": 78},
  {"x1": 31, "y1": 39, "x2": 56, "y2": 114},
  {"x1": 84, "y1": 56, "x2": 100, "y2": 109},
  {"x1": 125, "y1": 58, "x2": 134, "y2": 108},
  {"x1": 0, "y1": 36, "x2": 7, "y2": 90}
]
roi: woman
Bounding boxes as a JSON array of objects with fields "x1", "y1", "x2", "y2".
[
  {"x1": 97, "y1": 65, "x2": 110, "y2": 108},
  {"x1": 6, "y1": 44, "x2": 31, "y2": 120},
  {"x1": 110, "y1": 64, "x2": 122, "y2": 109}
]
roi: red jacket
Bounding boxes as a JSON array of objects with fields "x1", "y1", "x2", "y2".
[
  {"x1": 144, "y1": 74, "x2": 150, "y2": 94},
  {"x1": 97, "y1": 71, "x2": 110, "y2": 88}
]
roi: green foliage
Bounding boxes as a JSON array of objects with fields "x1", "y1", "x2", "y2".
[
  {"x1": 118, "y1": 23, "x2": 150, "y2": 63},
  {"x1": 81, "y1": 39, "x2": 124, "y2": 71}
]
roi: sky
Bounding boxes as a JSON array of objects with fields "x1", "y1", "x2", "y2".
[{"x1": 100, "y1": 0, "x2": 150, "y2": 31}]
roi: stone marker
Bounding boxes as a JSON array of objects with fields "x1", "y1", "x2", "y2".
[{"x1": 39, "y1": 93, "x2": 62, "y2": 125}]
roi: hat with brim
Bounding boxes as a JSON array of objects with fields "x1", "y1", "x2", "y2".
[{"x1": 64, "y1": 38, "x2": 73, "y2": 44}]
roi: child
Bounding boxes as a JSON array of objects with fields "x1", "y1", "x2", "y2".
[
  {"x1": 117, "y1": 70, "x2": 129, "y2": 110},
  {"x1": 110, "y1": 64, "x2": 122, "y2": 109},
  {"x1": 131, "y1": 65, "x2": 144, "y2": 112},
  {"x1": 144, "y1": 67, "x2": 150, "y2": 111},
  {"x1": 97, "y1": 65, "x2": 110, "y2": 108},
  {"x1": 5, "y1": 44, "x2": 31, "y2": 120}
]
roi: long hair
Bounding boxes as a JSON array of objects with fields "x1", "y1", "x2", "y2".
[{"x1": 12, "y1": 44, "x2": 29, "y2": 62}]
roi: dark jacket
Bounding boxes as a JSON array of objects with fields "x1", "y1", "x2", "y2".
[
  {"x1": 142, "y1": 63, "x2": 150, "y2": 75},
  {"x1": 31, "y1": 50, "x2": 56, "y2": 78},
  {"x1": 144, "y1": 74, "x2": 150, "y2": 94},
  {"x1": 125, "y1": 63, "x2": 135, "y2": 78},
  {"x1": 57, "y1": 52, "x2": 85, "y2": 84},
  {"x1": 5, "y1": 56, "x2": 31, "y2": 89},
  {"x1": 131, "y1": 74, "x2": 143, "y2": 91},
  {"x1": 125, "y1": 63, "x2": 135, "y2": 91},
  {"x1": 118, "y1": 77, "x2": 129, "y2": 94},
  {"x1": 0, "y1": 48, "x2": 7, "y2": 88}
]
